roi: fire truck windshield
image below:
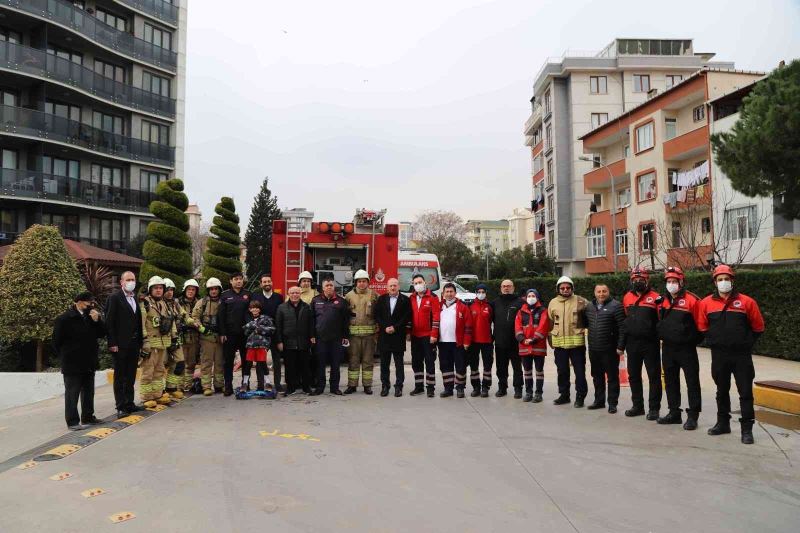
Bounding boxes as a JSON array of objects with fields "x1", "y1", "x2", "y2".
[{"x1": 398, "y1": 267, "x2": 440, "y2": 293}]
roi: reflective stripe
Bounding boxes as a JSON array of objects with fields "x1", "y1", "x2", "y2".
[
  {"x1": 551, "y1": 334, "x2": 585, "y2": 348},
  {"x1": 349, "y1": 325, "x2": 378, "y2": 335}
]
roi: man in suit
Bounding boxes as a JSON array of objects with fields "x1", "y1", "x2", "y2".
[
  {"x1": 375, "y1": 278, "x2": 411, "y2": 397},
  {"x1": 105, "y1": 271, "x2": 144, "y2": 418}
]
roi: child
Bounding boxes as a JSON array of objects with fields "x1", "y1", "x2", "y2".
[{"x1": 242, "y1": 301, "x2": 276, "y2": 392}]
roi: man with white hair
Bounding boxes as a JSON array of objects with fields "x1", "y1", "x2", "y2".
[{"x1": 375, "y1": 278, "x2": 411, "y2": 397}]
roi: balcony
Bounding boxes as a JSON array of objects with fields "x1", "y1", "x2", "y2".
[
  {"x1": 664, "y1": 183, "x2": 712, "y2": 213},
  {"x1": 585, "y1": 208, "x2": 629, "y2": 274},
  {"x1": 0, "y1": 41, "x2": 175, "y2": 118},
  {"x1": 523, "y1": 105, "x2": 543, "y2": 135},
  {"x1": 115, "y1": 0, "x2": 179, "y2": 26},
  {"x1": 1, "y1": 0, "x2": 177, "y2": 71},
  {"x1": 1, "y1": 168, "x2": 156, "y2": 213},
  {"x1": 667, "y1": 245, "x2": 713, "y2": 269},
  {"x1": 531, "y1": 140, "x2": 543, "y2": 157},
  {"x1": 663, "y1": 126, "x2": 708, "y2": 161},
  {"x1": 583, "y1": 159, "x2": 628, "y2": 193},
  {"x1": 0, "y1": 104, "x2": 175, "y2": 167}
]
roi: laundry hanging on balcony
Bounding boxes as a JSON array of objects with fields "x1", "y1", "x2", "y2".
[{"x1": 671, "y1": 161, "x2": 709, "y2": 188}]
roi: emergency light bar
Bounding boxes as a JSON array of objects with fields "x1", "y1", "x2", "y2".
[{"x1": 318, "y1": 222, "x2": 355, "y2": 234}]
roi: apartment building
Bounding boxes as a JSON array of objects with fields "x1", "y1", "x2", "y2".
[
  {"x1": 579, "y1": 68, "x2": 764, "y2": 274},
  {"x1": 524, "y1": 38, "x2": 733, "y2": 275},
  {"x1": 0, "y1": 0, "x2": 186, "y2": 254},
  {"x1": 506, "y1": 207, "x2": 535, "y2": 250},
  {"x1": 466, "y1": 219, "x2": 509, "y2": 254}
]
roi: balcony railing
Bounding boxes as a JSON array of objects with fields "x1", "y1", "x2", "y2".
[
  {"x1": 523, "y1": 105, "x2": 542, "y2": 135},
  {"x1": 0, "y1": 41, "x2": 175, "y2": 118},
  {"x1": 1, "y1": 0, "x2": 177, "y2": 70},
  {"x1": 0, "y1": 104, "x2": 175, "y2": 166},
  {"x1": 115, "y1": 0, "x2": 178, "y2": 26},
  {"x1": 663, "y1": 126, "x2": 708, "y2": 161},
  {"x1": 1, "y1": 168, "x2": 157, "y2": 212},
  {"x1": 583, "y1": 159, "x2": 628, "y2": 192}
]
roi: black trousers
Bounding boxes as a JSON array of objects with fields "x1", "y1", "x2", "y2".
[
  {"x1": 589, "y1": 348, "x2": 620, "y2": 406},
  {"x1": 112, "y1": 346, "x2": 139, "y2": 411},
  {"x1": 283, "y1": 348, "x2": 312, "y2": 392},
  {"x1": 711, "y1": 348, "x2": 754, "y2": 422},
  {"x1": 554, "y1": 346, "x2": 588, "y2": 398},
  {"x1": 438, "y1": 342, "x2": 467, "y2": 391},
  {"x1": 495, "y1": 345, "x2": 523, "y2": 390},
  {"x1": 272, "y1": 348, "x2": 283, "y2": 388},
  {"x1": 242, "y1": 361, "x2": 269, "y2": 389},
  {"x1": 467, "y1": 343, "x2": 493, "y2": 390},
  {"x1": 410, "y1": 336, "x2": 437, "y2": 388},
  {"x1": 521, "y1": 356, "x2": 545, "y2": 393},
  {"x1": 626, "y1": 339, "x2": 662, "y2": 411},
  {"x1": 316, "y1": 340, "x2": 343, "y2": 392},
  {"x1": 223, "y1": 335, "x2": 247, "y2": 389},
  {"x1": 662, "y1": 343, "x2": 701, "y2": 416},
  {"x1": 380, "y1": 349, "x2": 405, "y2": 387},
  {"x1": 64, "y1": 372, "x2": 95, "y2": 427}
]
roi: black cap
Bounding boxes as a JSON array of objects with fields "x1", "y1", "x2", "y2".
[{"x1": 74, "y1": 291, "x2": 96, "y2": 303}]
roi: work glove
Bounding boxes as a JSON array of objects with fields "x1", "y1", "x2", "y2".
[{"x1": 197, "y1": 325, "x2": 207, "y2": 335}]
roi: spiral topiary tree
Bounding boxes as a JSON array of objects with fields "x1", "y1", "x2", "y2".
[
  {"x1": 203, "y1": 197, "x2": 242, "y2": 289},
  {"x1": 139, "y1": 178, "x2": 192, "y2": 288}
]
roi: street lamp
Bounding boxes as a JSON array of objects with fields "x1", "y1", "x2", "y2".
[{"x1": 580, "y1": 155, "x2": 618, "y2": 272}]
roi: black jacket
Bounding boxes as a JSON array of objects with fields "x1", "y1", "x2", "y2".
[
  {"x1": 491, "y1": 294, "x2": 523, "y2": 348},
  {"x1": 583, "y1": 298, "x2": 626, "y2": 351},
  {"x1": 251, "y1": 291, "x2": 284, "y2": 320},
  {"x1": 217, "y1": 288, "x2": 252, "y2": 337},
  {"x1": 311, "y1": 293, "x2": 350, "y2": 342},
  {"x1": 274, "y1": 300, "x2": 315, "y2": 350},
  {"x1": 104, "y1": 289, "x2": 143, "y2": 351},
  {"x1": 375, "y1": 293, "x2": 411, "y2": 352},
  {"x1": 52, "y1": 306, "x2": 106, "y2": 374}
]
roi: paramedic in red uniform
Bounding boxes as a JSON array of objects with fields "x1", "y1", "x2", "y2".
[
  {"x1": 409, "y1": 273, "x2": 440, "y2": 397},
  {"x1": 467, "y1": 284, "x2": 494, "y2": 397}
]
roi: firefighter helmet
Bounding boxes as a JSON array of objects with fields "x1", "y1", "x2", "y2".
[
  {"x1": 353, "y1": 269, "x2": 370, "y2": 281},
  {"x1": 147, "y1": 276, "x2": 166, "y2": 290},
  {"x1": 183, "y1": 279, "x2": 200, "y2": 291},
  {"x1": 556, "y1": 276, "x2": 573, "y2": 288},
  {"x1": 712, "y1": 264, "x2": 735, "y2": 280},
  {"x1": 630, "y1": 267, "x2": 650, "y2": 282},
  {"x1": 205, "y1": 277, "x2": 222, "y2": 289},
  {"x1": 664, "y1": 266, "x2": 685, "y2": 283},
  {"x1": 298, "y1": 271, "x2": 313, "y2": 282},
  {"x1": 163, "y1": 278, "x2": 176, "y2": 290}
]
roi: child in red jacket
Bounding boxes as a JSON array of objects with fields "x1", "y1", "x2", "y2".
[{"x1": 516, "y1": 289, "x2": 550, "y2": 402}]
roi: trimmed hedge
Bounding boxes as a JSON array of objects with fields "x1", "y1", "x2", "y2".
[
  {"x1": 150, "y1": 201, "x2": 190, "y2": 232},
  {"x1": 212, "y1": 215, "x2": 240, "y2": 236},
  {"x1": 461, "y1": 269, "x2": 798, "y2": 360},
  {"x1": 146, "y1": 222, "x2": 192, "y2": 249},
  {"x1": 140, "y1": 179, "x2": 192, "y2": 288},
  {"x1": 209, "y1": 225, "x2": 240, "y2": 245},
  {"x1": 202, "y1": 197, "x2": 242, "y2": 288}
]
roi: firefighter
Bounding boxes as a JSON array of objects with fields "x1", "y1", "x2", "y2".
[
  {"x1": 192, "y1": 278, "x2": 225, "y2": 396},
  {"x1": 468, "y1": 284, "x2": 494, "y2": 397},
  {"x1": 218, "y1": 272, "x2": 252, "y2": 395},
  {"x1": 696, "y1": 265, "x2": 765, "y2": 444},
  {"x1": 656, "y1": 267, "x2": 703, "y2": 430},
  {"x1": 492, "y1": 279, "x2": 524, "y2": 398},
  {"x1": 298, "y1": 271, "x2": 318, "y2": 305},
  {"x1": 409, "y1": 274, "x2": 440, "y2": 397},
  {"x1": 139, "y1": 276, "x2": 177, "y2": 408},
  {"x1": 344, "y1": 270, "x2": 378, "y2": 394},
  {"x1": 310, "y1": 279, "x2": 350, "y2": 395},
  {"x1": 547, "y1": 276, "x2": 589, "y2": 407},
  {"x1": 180, "y1": 279, "x2": 202, "y2": 392},
  {"x1": 621, "y1": 267, "x2": 662, "y2": 420},
  {"x1": 163, "y1": 278, "x2": 204, "y2": 399},
  {"x1": 516, "y1": 289, "x2": 550, "y2": 402},
  {"x1": 437, "y1": 283, "x2": 473, "y2": 398}
]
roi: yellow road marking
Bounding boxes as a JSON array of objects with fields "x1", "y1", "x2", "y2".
[
  {"x1": 50, "y1": 471, "x2": 73, "y2": 481},
  {"x1": 17, "y1": 461, "x2": 37, "y2": 470},
  {"x1": 43, "y1": 444, "x2": 82, "y2": 458},
  {"x1": 86, "y1": 428, "x2": 116, "y2": 439},
  {"x1": 109, "y1": 512, "x2": 136, "y2": 523},
  {"x1": 146, "y1": 404, "x2": 167, "y2": 412},
  {"x1": 82, "y1": 488, "x2": 106, "y2": 498},
  {"x1": 260, "y1": 430, "x2": 321, "y2": 442},
  {"x1": 116, "y1": 415, "x2": 144, "y2": 424}
]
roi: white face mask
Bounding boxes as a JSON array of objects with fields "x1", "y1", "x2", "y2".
[
  {"x1": 124, "y1": 281, "x2": 136, "y2": 293},
  {"x1": 414, "y1": 283, "x2": 426, "y2": 293},
  {"x1": 445, "y1": 297, "x2": 456, "y2": 305},
  {"x1": 476, "y1": 293, "x2": 486, "y2": 301},
  {"x1": 717, "y1": 280, "x2": 733, "y2": 294},
  {"x1": 527, "y1": 297, "x2": 537, "y2": 306},
  {"x1": 666, "y1": 282, "x2": 680, "y2": 295}
]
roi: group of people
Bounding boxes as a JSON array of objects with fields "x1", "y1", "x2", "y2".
[{"x1": 53, "y1": 264, "x2": 764, "y2": 445}]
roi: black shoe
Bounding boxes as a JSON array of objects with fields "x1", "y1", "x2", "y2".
[
  {"x1": 646, "y1": 410, "x2": 660, "y2": 421},
  {"x1": 574, "y1": 397, "x2": 585, "y2": 408},
  {"x1": 657, "y1": 411, "x2": 683, "y2": 425},
  {"x1": 480, "y1": 388, "x2": 489, "y2": 398},
  {"x1": 587, "y1": 401, "x2": 605, "y2": 410},
  {"x1": 223, "y1": 386, "x2": 233, "y2": 397},
  {"x1": 740, "y1": 418, "x2": 754, "y2": 444},
  {"x1": 276, "y1": 384, "x2": 286, "y2": 393},
  {"x1": 394, "y1": 387, "x2": 403, "y2": 397},
  {"x1": 456, "y1": 389, "x2": 465, "y2": 398},
  {"x1": 683, "y1": 417, "x2": 698, "y2": 431},
  {"x1": 127, "y1": 404, "x2": 144, "y2": 412},
  {"x1": 67, "y1": 424, "x2": 85, "y2": 431},
  {"x1": 410, "y1": 385, "x2": 425, "y2": 396},
  {"x1": 116, "y1": 410, "x2": 129, "y2": 419},
  {"x1": 495, "y1": 388, "x2": 508, "y2": 398},
  {"x1": 708, "y1": 420, "x2": 732, "y2": 436},
  {"x1": 81, "y1": 416, "x2": 102, "y2": 425},
  {"x1": 514, "y1": 387, "x2": 523, "y2": 399},
  {"x1": 533, "y1": 393, "x2": 543, "y2": 403},
  {"x1": 608, "y1": 405, "x2": 618, "y2": 414},
  {"x1": 625, "y1": 406, "x2": 645, "y2": 417},
  {"x1": 523, "y1": 392, "x2": 533, "y2": 402},
  {"x1": 440, "y1": 389, "x2": 454, "y2": 398},
  {"x1": 302, "y1": 388, "x2": 312, "y2": 395},
  {"x1": 364, "y1": 387, "x2": 373, "y2": 395},
  {"x1": 553, "y1": 395, "x2": 570, "y2": 405},
  {"x1": 470, "y1": 388, "x2": 481, "y2": 398},
  {"x1": 214, "y1": 387, "x2": 224, "y2": 394},
  {"x1": 380, "y1": 386, "x2": 390, "y2": 397},
  {"x1": 332, "y1": 389, "x2": 343, "y2": 396},
  {"x1": 427, "y1": 387, "x2": 435, "y2": 398},
  {"x1": 310, "y1": 388, "x2": 324, "y2": 396},
  {"x1": 344, "y1": 386, "x2": 357, "y2": 395}
]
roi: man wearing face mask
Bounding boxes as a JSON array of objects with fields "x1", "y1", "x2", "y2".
[
  {"x1": 621, "y1": 268, "x2": 662, "y2": 420},
  {"x1": 409, "y1": 273, "x2": 440, "y2": 397},
  {"x1": 547, "y1": 276, "x2": 589, "y2": 407},
  {"x1": 105, "y1": 271, "x2": 144, "y2": 417},
  {"x1": 491, "y1": 279, "x2": 524, "y2": 398},
  {"x1": 468, "y1": 284, "x2": 494, "y2": 397},
  {"x1": 437, "y1": 283, "x2": 473, "y2": 398},
  {"x1": 656, "y1": 267, "x2": 702, "y2": 430},
  {"x1": 696, "y1": 265, "x2": 765, "y2": 445}
]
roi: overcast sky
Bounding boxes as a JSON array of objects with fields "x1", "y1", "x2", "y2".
[{"x1": 184, "y1": 0, "x2": 800, "y2": 228}]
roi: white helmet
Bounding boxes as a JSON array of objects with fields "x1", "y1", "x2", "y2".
[
  {"x1": 206, "y1": 277, "x2": 222, "y2": 289},
  {"x1": 298, "y1": 271, "x2": 313, "y2": 282},
  {"x1": 556, "y1": 275, "x2": 574, "y2": 288},
  {"x1": 163, "y1": 278, "x2": 176, "y2": 290},
  {"x1": 147, "y1": 275, "x2": 166, "y2": 290},
  {"x1": 183, "y1": 279, "x2": 200, "y2": 291},
  {"x1": 353, "y1": 269, "x2": 370, "y2": 281}
]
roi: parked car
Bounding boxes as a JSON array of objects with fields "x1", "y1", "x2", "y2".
[
  {"x1": 452, "y1": 281, "x2": 476, "y2": 304},
  {"x1": 454, "y1": 274, "x2": 479, "y2": 284}
]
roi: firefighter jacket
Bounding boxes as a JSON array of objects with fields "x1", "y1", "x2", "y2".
[
  {"x1": 345, "y1": 287, "x2": 378, "y2": 336},
  {"x1": 300, "y1": 287, "x2": 318, "y2": 305},
  {"x1": 439, "y1": 299, "x2": 473, "y2": 348},
  {"x1": 469, "y1": 299, "x2": 493, "y2": 344},
  {"x1": 547, "y1": 294, "x2": 588, "y2": 348},
  {"x1": 491, "y1": 294, "x2": 523, "y2": 348},
  {"x1": 243, "y1": 315, "x2": 276, "y2": 349},
  {"x1": 515, "y1": 303, "x2": 549, "y2": 356},
  {"x1": 657, "y1": 290, "x2": 702, "y2": 346},
  {"x1": 696, "y1": 291, "x2": 765, "y2": 350},
  {"x1": 141, "y1": 296, "x2": 177, "y2": 351},
  {"x1": 622, "y1": 289, "x2": 661, "y2": 342},
  {"x1": 311, "y1": 293, "x2": 350, "y2": 342},
  {"x1": 192, "y1": 297, "x2": 222, "y2": 342},
  {"x1": 166, "y1": 298, "x2": 198, "y2": 345},
  {"x1": 178, "y1": 296, "x2": 200, "y2": 343},
  {"x1": 410, "y1": 290, "x2": 440, "y2": 339}
]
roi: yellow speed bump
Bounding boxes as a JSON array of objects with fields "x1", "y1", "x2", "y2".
[
  {"x1": 43, "y1": 444, "x2": 82, "y2": 458},
  {"x1": 86, "y1": 427, "x2": 116, "y2": 439},
  {"x1": 17, "y1": 461, "x2": 37, "y2": 470},
  {"x1": 109, "y1": 512, "x2": 136, "y2": 524},
  {"x1": 145, "y1": 404, "x2": 167, "y2": 412},
  {"x1": 116, "y1": 415, "x2": 144, "y2": 425},
  {"x1": 754, "y1": 380, "x2": 800, "y2": 415},
  {"x1": 50, "y1": 471, "x2": 73, "y2": 481},
  {"x1": 82, "y1": 488, "x2": 106, "y2": 498}
]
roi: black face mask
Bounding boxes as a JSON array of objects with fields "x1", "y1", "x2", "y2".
[{"x1": 632, "y1": 281, "x2": 647, "y2": 293}]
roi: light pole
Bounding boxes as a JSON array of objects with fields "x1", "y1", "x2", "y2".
[{"x1": 580, "y1": 155, "x2": 618, "y2": 272}]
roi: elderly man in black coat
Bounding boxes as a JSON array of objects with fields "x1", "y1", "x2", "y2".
[
  {"x1": 375, "y1": 278, "x2": 412, "y2": 397},
  {"x1": 583, "y1": 283, "x2": 626, "y2": 413},
  {"x1": 52, "y1": 291, "x2": 106, "y2": 430}
]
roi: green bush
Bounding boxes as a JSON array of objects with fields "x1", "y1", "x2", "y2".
[
  {"x1": 146, "y1": 222, "x2": 192, "y2": 249},
  {"x1": 140, "y1": 179, "x2": 192, "y2": 288},
  {"x1": 206, "y1": 235, "x2": 241, "y2": 257},
  {"x1": 150, "y1": 201, "x2": 190, "y2": 232},
  {"x1": 212, "y1": 215, "x2": 240, "y2": 236},
  {"x1": 202, "y1": 197, "x2": 242, "y2": 288}
]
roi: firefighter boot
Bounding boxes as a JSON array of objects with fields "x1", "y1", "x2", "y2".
[
  {"x1": 143, "y1": 400, "x2": 158, "y2": 409},
  {"x1": 740, "y1": 419, "x2": 755, "y2": 445},
  {"x1": 170, "y1": 390, "x2": 184, "y2": 400},
  {"x1": 657, "y1": 410, "x2": 683, "y2": 425},
  {"x1": 683, "y1": 411, "x2": 698, "y2": 431},
  {"x1": 364, "y1": 386, "x2": 373, "y2": 395},
  {"x1": 574, "y1": 396, "x2": 585, "y2": 408},
  {"x1": 394, "y1": 386, "x2": 403, "y2": 397},
  {"x1": 427, "y1": 386, "x2": 435, "y2": 398},
  {"x1": 410, "y1": 384, "x2": 425, "y2": 396},
  {"x1": 707, "y1": 416, "x2": 732, "y2": 436},
  {"x1": 344, "y1": 386, "x2": 357, "y2": 395},
  {"x1": 471, "y1": 386, "x2": 481, "y2": 398},
  {"x1": 203, "y1": 389, "x2": 213, "y2": 397},
  {"x1": 156, "y1": 395, "x2": 171, "y2": 406},
  {"x1": 533, "y1": 392, "x2": 543, "y2": 403},
  {"x1": 523, "y1": 391, "x2": 533, "y2": 402},
  {"x1": 480, "y1": 385, "x2": 489, "y2": 398},
  {"x1": 495, "y1": 386, "x2": 508, "y2": 398},
  {"x1": 456, "y1": 387, "x2": 465, "y2": 399}
]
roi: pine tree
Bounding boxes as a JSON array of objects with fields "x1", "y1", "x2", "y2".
[
  {"x1": 139, "y1": 178, "x2": 192, "y2": 288},
  {"x1": 203, "y1": 197, "x2": 242, "y2": 288},
  {"x1": 244, "y1": 177, "x2": 282, "y2": 280}
]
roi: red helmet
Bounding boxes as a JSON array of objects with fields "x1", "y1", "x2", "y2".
[
  {"x1": 665, "y1": 266, "x2": 685, "y2": 283},
  {"x1": 712, "y1": 264, "x2": 735, "y2": 280},
  {"x1": 629, "y1": 267, "x2": 650, "y2": 282}
]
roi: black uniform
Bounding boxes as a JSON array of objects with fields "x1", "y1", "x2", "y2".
[
  {"x1": 583, "y1": 297, "x2": 626, "y2": 408},
  {"x1": 622, "y1": 289, "x2": 662, "y2": 414},
  {"x1": 311, "y1": 293, "x2": 350, "y2": 393},
  {"x1": 491, "y1": 294, "x2": 523, "y2": 393},
  {"x1": 217, "y1": 288, "x2": 252, "y2": 390}
]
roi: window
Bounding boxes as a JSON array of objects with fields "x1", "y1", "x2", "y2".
[
  {"x1": 0, "y1": 27, "x2": 22, "y2": 44},
  {"x1": 617, "y1": 187, "x2": 631, "y2": 207},
  {"x1": 95, "y1": 8, "x2": 127, "y2": 31},
  {"x1": 623, "y1": 144, "x2": 630, "y2": 158},
  {"x1": 702, "y1": 217, "x2": 711, "y2": 234},
  {"x1": 666, "y1": 74, "x2": 683, "y2": 89},
  {"x1": 725, "y1": 205, "x2": 758, "y2": 240},
  {"x1": 637, "y1": 171, "x2": 657, "y2": 202},
  {"x1": 635, "y1": 121, "x2": 654, "y2": 152},
  {"x1": 672, "y1": 222, "x2": 682, "y2": 248},
  {"x1": 547, "y1": 194, "x2": 555, "y2": 223},
  {"x1": 141, "y1": 121, "x2": 170, "y2": 145},
  {"x1": 641, "y1": 223, "x2": 655, "y2": 252},
  {"x1": 42, "y1": 213, "x2": 79, "y2": 238},
  {"x1": 45, "y1": 100, "x2": 81, "y2": 122},
  {"x1": 546, "y1": 158, "x2": 554, "y2": 187},
  {"x1": 665, "y1": 118, "x2": 677, "y2": 140},
  {"x1": 544, "y1": 89, "x2": 551, "y2": 115},
  {"x1": 144, "y1": 23, "x2": 172, "y2": 50},
  {"x1": 92, "y1": 111, "x2": 124, "y2": 135},
  {"x1": 91, "y1": 164, "x2": 123, "y2": 188},
  {"x1": 593, "y1": 193, "x2": 602, "y2": 208},
  {"x1": 615, "y1": 229, "x2": 628, "y2": 255},
  {"x1": 591, "y1": 113, "x2": 609, "y2": 129},
  {"x1": 633, "y1": 74, "x2": 650, "y2": 93},
  {"x1": 42, "y1": 156, "x2": 79, "y2": 178},
  {"x1": 90, "y1": 217, "x2": 124, "y2": 242},
  {"x1": 532, "y1": 154, "x2": 543, "y2": 174},
  {"x1": 531, "y1": 128, "x2": 541, "y2": 145},
  {"x1": 668, "y1": 168, "x2": 680, "y2": 192},
  {"x1": 545, "y1": 124, "x2": 552, "y2": 151},
  {"x1": 693, "y1": 105, "x2": 705, "y2": 122},
  {"x1": 140, "y1": 170, "x2": 168, "y2": 192},
  {"x1": 587, "y1": 226, "x2": 606, "y2": 258},
  {"x1": 590, "y1": 76, "x2": 607, "y2": 94},
  {"x1": 46, "y1": 45, "x2": 82, "y2": 65},
  {"x1": 94, "y1": 59, "x2": 125, "y2": 83},
  {"x1": 548, "y1": 230, "x2": 556, "y2": 258},
  {"x1": 1, "y1": 208, "x2": 18, "y2": 233},
  {"x1": 143, "y1": 71, "x2": 171, "y2": 98},
  {"x1": 0, "y1": 89, "x2": 17, "y2": 107}
]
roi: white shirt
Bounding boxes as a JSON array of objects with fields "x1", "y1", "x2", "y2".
[
  {"x1": 389, "y1": 295, "x2": 398, "y2": 314},
  {"x1": 124, "y1": 291, "x2": 137, "y2": 312},
  {"x1": 439, "y1": 302, "x2": 457, "y2": 343}
]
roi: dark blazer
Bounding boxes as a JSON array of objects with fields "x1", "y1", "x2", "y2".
[
  {"x1": 583, "y1": 297, "x2": 626, "y2": 352},
  {"x1": 375, "y1": 293, "x2": 411, "y2": 352},
  {"x1": 53, "y1": 306, "x2": 106, "y2": 374},
  {"x1": 105, "y1": 289, "x2": 143, "y2": 351},
  {"x1": 274, "y1": 300, "x2": 315, "y2": 351}
]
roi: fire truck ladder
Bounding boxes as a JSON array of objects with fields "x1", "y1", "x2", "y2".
[{"x1": 284, "y1": 221, "x2": 306, "y2": 291}]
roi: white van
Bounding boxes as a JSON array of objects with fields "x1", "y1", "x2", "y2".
[{"x1": 398, "y1": 251, "x2": 443, "y2": 298}]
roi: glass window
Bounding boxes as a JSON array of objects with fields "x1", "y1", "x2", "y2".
[
  {"x1": 46, "y1": 45, "x2": 82, "y2": 65},
  {"x1": 702, "y1": 217, "x2": 711, "y2": 234},
  {"x1": 617, "y1": 187, "x2": 631, "y2": 206},
  {"x1": 0, "y1": 28, "x2": 22, "y2": 43},
  {"x1": 693, "y1": 105, "x2": 706, "y2": 122},
  {"x1": 0, "y1": 208, "x2": 17, "y2": 232},
  {"x1": 94, "y1": 59, "x2": 125, "y2": 83},
  {"x1": 143, "y1": 23, "x2": 172, "y2": 50},
  {"x1": 548, "y1": 230, "x2": 555, "y2": 258},
  {"x1": 545, "y1": 124, "x2": 552, "y2": 151},
  {"x1": 637, "y1": 171, "x2": 657, "y2": 202},
  {"x1": 587, "y1": 227, "x2": 606, "y2": 258},
  {"x1": 143, "y1": 72, "x2": 171, "y2": 97},
  {"x1": 641, "y1": 223, "x2": 655, "y2": 251},
  {"x1": 398, "y1": 267, "x2": 440, "y2": 293},
  {"x1": 546, "y1": 158, "x2": 554, "y2": 187},
  {"x1": 1, "y1": 89, "x2": 16, "y2": 106},
  {"x1": 665, "y1": 118, "x2": 677, "y2": 140},
  {"x1": 666, "y1": 74, "x2": 683, "y2": 89},
  {"x1": 140, "y1": 170, "x2": 167, "y2": 192},
  {"x1": 91, "y1": 163, "x2": 123, "y2": 187},
  {"x1": 42, "y1": 156, "x2": 79, "y2": 177},
  {"x1": 615, "y1": 229, "x2": 628, "y2": 255},
  {"x1": 623, "y1": 144, "x2": 630, "y2": 158},
  {"x1": 547, "y1": 195, "x2": 554, "y2": 222},
  {"x1": 45, "y1": 100, "x2": 81, "y2": 122},
  {"x1": 590, "y1": 76, "x2": 607, "y2": 94},
  {"x1": 591, "y1": 113, "x2": 609, "y2": 129},
  {"x1": 635, "y1": 122, "x2": 654, "y2": 152},
  {"x1": 2, "y1": 148, "x2": 17, "y2": 169},
  {"x1": 544, "y1": 89, "x2": 551, "y2": 115},
  {"x1": 633, "y1": 74, "x2": 650, "y2": 93},
  {"x1": 95, "y1": 8, "x2": 127, "y2": 31},
  {"x1": 725, "y1": 206, "x2": 758, "y2": 240},
  {"x1": 92, "y1": 111, "x2": 124, "y2": 135},
  {"x1": 672, "y1": 222, "x2": 682, "y2": 248},
  {"x1": 141, "y1": 121, "x2": 170, "y2": 145}
]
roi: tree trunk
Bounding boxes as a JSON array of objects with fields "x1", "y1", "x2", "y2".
[{"x1": 36, "y1": 340, "x2": 43, "y2": 372}]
